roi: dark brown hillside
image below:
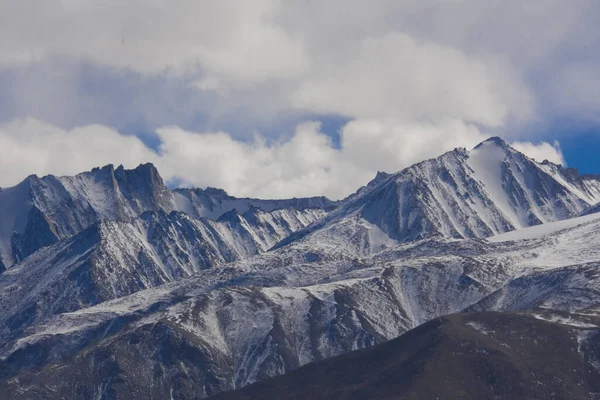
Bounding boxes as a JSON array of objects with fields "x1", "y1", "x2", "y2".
[{"x1": 211, "y1": 312, "x2": 600, "y2": 400}]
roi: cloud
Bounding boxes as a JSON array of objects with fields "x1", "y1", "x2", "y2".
[
  {"x1": 511, "y1": 141, "x2": 565, "y2": 165},
  {"x1": 546, "y1": 63, "x2": 600, "y2": 123},
  {"x1": 0, "y1": 0, "x2": 555, "y2": 131},
  {"x1": 0, "y1": 0, "x2": 308, "y2": 85},
  {"x1": 0, "y1": 1, "x2": 595, "y2": 191},
  {"x1": 1, "y1": 0, "x2": 597, "y2": 155},
  {"x1": 292, "y1": 33, "x2": 532, "y2": 126},
  {"x1": 0, "y1": 118, "x2": 566, "y2": 200},
  {"x1": 155, "y1": 122, "x2": 350, "y2": 199},
  {"x1": 339, "y1": 119, "x2": 488, "y2": 173},
  {"x1": 0, "y1": 118, "x2": 157, "y2": 188},
  {"x1": 3, "y1": 1, "x2": 592, "y2": 111}
]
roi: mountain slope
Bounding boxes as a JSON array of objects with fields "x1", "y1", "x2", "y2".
[
  {"x1": 0, "y1": 164, "x2": 336, "y2": 270},
  {"x1": 0, "y1": 163, "x2": 173, "y2": 268},
  {"x1": 210, "y1": 312, "x2": 600, "y2": 400},
  {"x1": 173, "y1": 187, "x2": 336, "y2": 220},
  {"x1": 274, "y1": 137, "x2": 600, "y2": 256},
  {"x1": 2, "y1": 211, "x2": 600, "y2": 398},
  {"x1": 0, "y1": 206, "x2": 327, "y2": 342},
  {"x1": 582, "y1": 202, "x2": 600, "y2": 216}
]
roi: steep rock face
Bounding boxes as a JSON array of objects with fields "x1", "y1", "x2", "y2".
[
  {"x1": 0, "y1": 179, "x2": 36, "y2": 269},
  {"x1": 582, "y1": 202, "x2": 600, "y2": 216},
  {"x1": 0, "y1": 164, "x2": 174, "y2": 267}
]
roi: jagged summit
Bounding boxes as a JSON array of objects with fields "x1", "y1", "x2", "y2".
[
  {"x1": 473, "y1": 135, "x2": 511, "y2": 149},
  {"x1": 373, "y1": 170, "x2": 391, "y2": 182},
  {"x1": 0, "y1": 163, "x2": 337, "y2": 269},
  {"x1": 90, "y1": 163, "x2": 115, "y2": 173},
  {"x1": 21, "y1": 162, "x2": 164, "y2": 184},
  {"x1": 0, "y1": 163, "x2": 177, "y2": 268}
]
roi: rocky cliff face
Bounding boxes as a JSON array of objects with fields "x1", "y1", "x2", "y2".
[{"x1": 0, "y1": 164, "x2": 173, "y2": 267}]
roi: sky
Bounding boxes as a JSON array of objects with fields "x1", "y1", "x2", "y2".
[{"x1": 0, "y1": 0, "x2": 599, "y2": 199}]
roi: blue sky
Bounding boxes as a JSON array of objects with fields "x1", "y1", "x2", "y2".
[
  {"x1": 557, "y1": 131, "x2": 600, "y2": 175},
  {"x1": 0, "y1": 1, "x2": 599, "y2": 199}
]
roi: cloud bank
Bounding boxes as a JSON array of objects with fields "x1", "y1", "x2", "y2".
[
  {"x1": 0, "y1": 119, "x2": 564, "y2": 199},
  {"x1": 3, "y1": 0, "x2": 596, "y2": 125},
  {"x1": 0, "y1": 0, "x2": 595, "y2": 196}
]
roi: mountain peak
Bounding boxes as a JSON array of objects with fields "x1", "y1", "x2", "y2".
[
  {"x1": 374, "y1": 170, "x2": 391, "y2": 182},
  {"x1": 133, "y1": 162, "x2": 158, "y2": 173},
  {"x1": 90, "y1": 164, "x2": 115, "y2": 174},
  {"x1": 474, "y1": 136, "x2": 510, "y2": 150},
  {"x1": 88, "y1": 163, "x2": 160, "y2": 177}
]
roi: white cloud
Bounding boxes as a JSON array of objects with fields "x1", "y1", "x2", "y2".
[
  {"x1": 0, "y1": 0, "x2": 308, "y2": 85},
  {"x1": 0, "y1": 118, "x2": 157, "y2": 187},
  {"x1": 1, "y1": 0, "x2": 598, "y2": 131},
  {"x1": 339, "y1": 119, "x2": 488, "y2": 173},
  {"x1": 0, "y1": 118, "x2": 566, "y2": 200},
  {"x1": 511, "y1": 141, "x2": 565, "y2": 165},
  {"x1": 292, "y1": 33, "x2": 532, "y2": 126},
  {"x1": 0, "y1": 0, "x2": 541, "y2": 128},
  {"x1": 155, "y1": 122, "x2": 350, "y2": 199},
  {"x1": 0, "y1": 1, "x2": 593, "y2": 197}
]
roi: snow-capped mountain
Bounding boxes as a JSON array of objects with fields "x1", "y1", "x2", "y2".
[
  {"x1": 0, "y1": 163, "x2": 172, "y2": 270},
  {"x1": 275, "y1": 136, "x2": 600, "y2": 255},
  {"x1": 1, "y1": 137, "x2": 600, "y2": 399},
  {"x1": 0, "y1": 164, "x2": 335, "y2": 270}
]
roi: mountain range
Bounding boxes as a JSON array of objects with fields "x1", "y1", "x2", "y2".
[{"x1": 1, "y1": 136, "x2": 600, "y2": 399}]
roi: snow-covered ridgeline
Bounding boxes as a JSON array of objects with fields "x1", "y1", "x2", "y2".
[{"x1": 0, "y1": 164, "x2": 335, "y2": 269}]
